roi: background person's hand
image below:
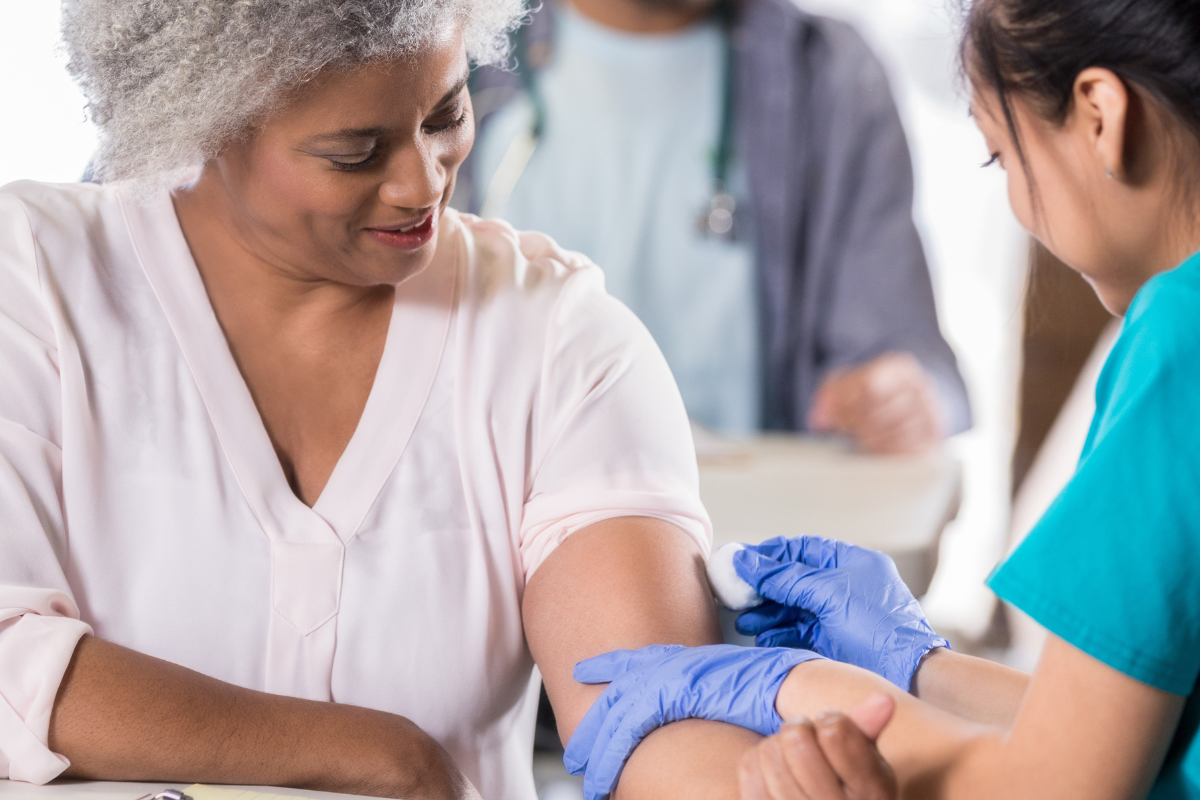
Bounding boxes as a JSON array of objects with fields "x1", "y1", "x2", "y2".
[
  {"x1": 733, "y1": 536, "x2": 949, "y2": 691},
  {"x1": 738, "y1": 692, "x2": 897, "y2": 800},
  {"x1": 807, "y1": 352, "x2": 944, "y2": 454},
  {"x1": 564, "y1": 644, "x2": 825, "y2": 800}
]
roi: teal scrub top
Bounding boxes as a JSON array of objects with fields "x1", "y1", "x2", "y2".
[{"x1": 989, "y1": 250, "x2": 1200, "y2": 798}]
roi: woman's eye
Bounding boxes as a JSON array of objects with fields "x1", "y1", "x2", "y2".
[
  {"x1": 425, "y1": 106, "x2": 469, "y2": 134},
  {"x1": 328, "y1": 151, "x2": 379, "y2": 171},
  {"x1": 982, "y1": 151, "x2": 1002, "y2": 168}
]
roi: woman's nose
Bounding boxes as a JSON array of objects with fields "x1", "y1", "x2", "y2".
[{"x1": 378, "y1": 142, "x2": 445, "y2": 210}]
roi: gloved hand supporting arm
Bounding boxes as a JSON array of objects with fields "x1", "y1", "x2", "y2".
[{"x1": 565, "y1": 644, "x2": 825, "y2": 800}]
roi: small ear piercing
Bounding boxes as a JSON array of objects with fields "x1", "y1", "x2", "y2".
[{"x1": 1106, "y1": 169, "x2": 1115, "y2": 180}]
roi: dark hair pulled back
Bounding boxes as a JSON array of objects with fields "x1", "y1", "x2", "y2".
[{"x1": 963, "y1": 0, "x2": 1200, "y2": 168}]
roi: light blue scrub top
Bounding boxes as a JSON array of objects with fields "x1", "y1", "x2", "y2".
[
  {"x1": 473, "y1": 6, "x2": 761, "y2": 433},
  {"x1": 989, "y1": 250, "x2": 1200, "y2": 797}
]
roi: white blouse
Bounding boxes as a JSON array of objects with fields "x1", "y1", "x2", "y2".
[{"x1": 0, "y1": 181, "x2": 710, "y2": 799}]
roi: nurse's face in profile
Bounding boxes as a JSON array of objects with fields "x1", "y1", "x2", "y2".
[
  {"x1": 193, "y1": 24, "x2": 474, "y2": 288},
  {"x1": 972, "y1": 72, "x2": 1197, "y2": 315}
]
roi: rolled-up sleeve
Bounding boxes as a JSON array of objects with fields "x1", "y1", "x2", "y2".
[
  {"x1": 0, "y1": 193, "x2": 93, "y2": 783},
  {"x1": 518, "y1": 260, "x2": 712, "y2": 578}
]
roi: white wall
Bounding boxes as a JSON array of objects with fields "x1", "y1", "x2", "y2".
[
  {"x1": 797, "y1": 0, "x2": 1030, "y2": 637},
  {"x1": 0, "y1": 2, "x2": 97, "y2": 187}
]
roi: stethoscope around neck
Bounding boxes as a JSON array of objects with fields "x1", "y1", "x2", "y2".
[{"x1": 480, "y1": 0, "x2": 742, "y2": 242}]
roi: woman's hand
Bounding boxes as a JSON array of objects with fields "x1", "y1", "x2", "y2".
[
  {"x1": 331, "y1": 707, "x2": 481, "y2": 800},
  {"x1": 563, "y1": 644, "x2": 824, "y2": 800},
  {"x1": 733, "y1": 536, "x2": 948, "y2": 691},
  {"x1": 49, "y1": 636, "x2": 480, "y2": 800},
  {"x1": 739, "y1": 692, "x2": 897, "y2": 800}
]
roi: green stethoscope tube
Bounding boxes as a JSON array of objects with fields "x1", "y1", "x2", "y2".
[{"x1": 482, "y1": 0, "x2": 741, "y2": 241}]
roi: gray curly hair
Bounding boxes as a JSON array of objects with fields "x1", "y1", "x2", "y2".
[{"x1": 63, "y1": 0, "x2": 525, "y2": 185}]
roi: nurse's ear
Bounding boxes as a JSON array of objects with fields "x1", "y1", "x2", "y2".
[{"x1": 1068, "y1": 67, "x2": 1131, "y2": 182}]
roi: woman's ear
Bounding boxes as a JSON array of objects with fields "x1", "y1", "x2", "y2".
[{"x1": 1072, "y1": 67, "x2": 1130, "y2": 180}]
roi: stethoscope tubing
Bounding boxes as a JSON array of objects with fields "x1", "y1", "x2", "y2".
[{"x1": 481, "y1": 0, "x2": 741, "y2": 241}]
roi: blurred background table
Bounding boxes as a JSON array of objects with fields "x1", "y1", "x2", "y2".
[{"x1": 695, "y1": 428, "x2": 963, "y2": 599}]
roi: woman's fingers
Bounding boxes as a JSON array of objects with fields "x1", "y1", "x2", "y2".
[
  {"x1": 738, "y1": 722, "x2": 850, "y2": 800},
  {"x1": 739, "y1": 747, "x2": 775, "y2": 800},
  {"x1": 739, "y1": 699, "x2": 898, "y2": 800},
  {"x1": 847, "y1": 692, "x2": 895, "y2": 740},
  {"x1": 777, "y1": 721, "x2": 844, "y2": 799},
  {"x1": 756, "y1": 737, "x2": 809, "y2": 800},
  {"x1": 812, "y1": 711, "x2": 898, "y2": 800}
]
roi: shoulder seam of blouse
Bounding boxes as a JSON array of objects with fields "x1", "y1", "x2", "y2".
[
  {"x1": 529, "y1": 265, "x2": 590, "y2": 491},
  {"x1": 1, "y1": 195, "x2": 56, "y2": 353}
]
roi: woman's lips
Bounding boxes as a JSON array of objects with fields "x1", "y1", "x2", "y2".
[{"x1": 365, "y1": 212, "x2": 436, "y2": 250}]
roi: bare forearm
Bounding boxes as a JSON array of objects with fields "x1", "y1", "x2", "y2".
[
  {"x1": 774, "y1": 640, "x2": 1188, "y2": 800},
  {"x1": 911, "y1": 649, "x2": 1030, "y2": 727},
  {"x1": 50, "y1": 636, "x2": 472, "y2": 799},
  {"x1": 775, "y1": 660, "x2": 994, "y2": 798}
]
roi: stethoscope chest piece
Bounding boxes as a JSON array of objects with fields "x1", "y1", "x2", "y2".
[{"x1": 698, "y1": 190, "x2": 738, "y2": 240}]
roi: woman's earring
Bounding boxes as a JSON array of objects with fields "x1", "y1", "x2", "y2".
[{"x1": 1106, "y1": 169, "x2": 1115, "y2": 180}]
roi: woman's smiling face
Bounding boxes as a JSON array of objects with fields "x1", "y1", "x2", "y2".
[{"x1": 200, "y1": 24, "x2": 475, "y2": 288}]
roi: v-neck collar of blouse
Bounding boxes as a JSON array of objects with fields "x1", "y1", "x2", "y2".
[{"x1": 119, "y1": 186, "x2": 460, "y2": 547}]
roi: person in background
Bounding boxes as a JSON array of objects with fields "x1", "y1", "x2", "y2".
[{"x1": 464, "y1": 0, "x2": 970, "y2": 453}]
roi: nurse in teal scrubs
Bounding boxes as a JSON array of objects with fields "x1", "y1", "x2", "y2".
[{"x1": 563, "y1": 0, "x2": 1200, "y2": 797}]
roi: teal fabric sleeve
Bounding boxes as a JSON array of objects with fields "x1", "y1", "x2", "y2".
[{"x1": 989, "y1": 253, "x2": 1200, "y2": 695}]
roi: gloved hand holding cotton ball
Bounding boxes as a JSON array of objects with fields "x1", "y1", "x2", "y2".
[
  {"x1": 720, "y1": 535, "x2": 951, "y2": 691},
  {"x1": 706, "y1": 542, "x2": 764, "y2": 611}
]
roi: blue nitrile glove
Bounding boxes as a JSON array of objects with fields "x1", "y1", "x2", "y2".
[
  {"x1": 563, "y1": 643, "x2": 823, "y2": 800},
  {"x1": 733, "y1": 535, "x2": 949, "y2": 691}
]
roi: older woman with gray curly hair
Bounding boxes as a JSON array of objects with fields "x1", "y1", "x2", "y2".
[{"x1": 0, "y1": 1, "x2": 773, "y2": 798}]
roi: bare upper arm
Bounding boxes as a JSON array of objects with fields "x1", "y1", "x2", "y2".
[{"x1": 521, "y1": 516, "x2": 722, "y2": 742}]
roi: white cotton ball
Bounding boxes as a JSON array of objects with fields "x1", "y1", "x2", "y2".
[{"x1": 707, "y1": 543, "x2": 764, "y2": 611}]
